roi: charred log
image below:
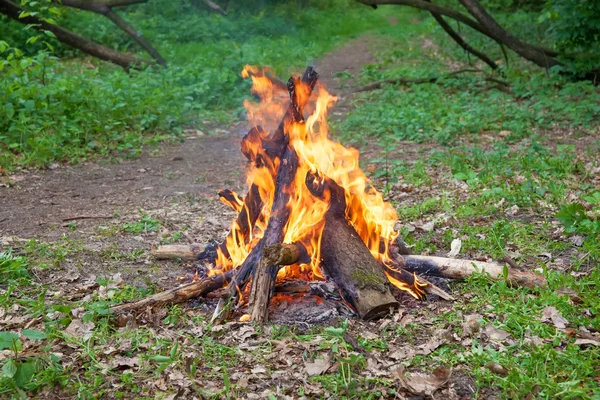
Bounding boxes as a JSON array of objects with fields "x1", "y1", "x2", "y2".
[
  {"x1": 216, "y1": 184, "x2": 264, "y2": 261},
  {"x1": 305, "y1": 171, "x2": 399, "y2": 319},
  {"x1": 249, "y1": 242, "x2": 305, "y2": 322},
  {"x1": 222, "y1": 67, "x2": 319, "y2": 304}
]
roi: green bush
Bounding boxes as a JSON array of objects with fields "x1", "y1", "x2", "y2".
[{"x1": 0, "y1": 1, "x2": 384, "y2": 170}]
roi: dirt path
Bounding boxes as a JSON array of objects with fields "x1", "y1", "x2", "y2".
[{"x1": 0, "y1": 36, "x2": 379, "y2": 285}]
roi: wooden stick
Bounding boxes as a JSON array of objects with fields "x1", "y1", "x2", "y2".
[
  {"x1": 419, "y1": 277, "x2": 455, "y2": 301},
  {"x1": 62, "y1": 215, "x2": 113, "y2": 222},
  {"x1": 249, "y1": 243, "x2": 302, "y2": 322},
  {"x1": 402, "y1": 255, "x2": 547, "y2": 288},
  {"x1": 151, "y1": 243, "x2": 205, "y2": 260},
  {"x1": 111, "y1": 270, "x2": 233, "y2": 315}
]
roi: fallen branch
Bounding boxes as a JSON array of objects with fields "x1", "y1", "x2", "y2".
[
  {"x1": 111, "y1": 270, "x2": 234, "y2": 315},
  {"x1": 402, "y1": 255, "x2": 547, "y2": 288},
  {"x1": 424, "y1": 0, "x2": 498, "y2": 70},
  {"x1": 151, "y1": 243, "x2": 206, "y2": 260},
  {"x1": 0, "y1": 0, "x2": 151, "y2": 69},
  {"x1": 349, "y1": 69, "x2": 510, "y2": 93},
  {"x1": 200, "y1": 0, "x2": 227, "y2": 15},
  {"x1": 62, "y1": 215, "x2": 113, "y2": 222},
  {"x1": 356, "y1": 0, "x2": 558, "y2": 58},
  {"x1": 55, "y1": 0, "x2": 167, "y2": 66}
]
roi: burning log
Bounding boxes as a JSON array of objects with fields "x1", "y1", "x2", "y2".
[
  {"x1": 305, "y1": 170, "x2": 399, "y2": 320},
  {"x1": 216, "y1": 184, "x2": 264, "y2": 260},
  {"x1": 401, "y1": 255, "x2": 547, "y2": 288},
  {"x1": 249, "y1": 242, "x2": 305, "y2": 322},
  {"x1": 222, "y1": 67, "x2": 319, "y2": 303},
  {"x1": 111, "y1": 270, "x2": 234, "y2": 315}
]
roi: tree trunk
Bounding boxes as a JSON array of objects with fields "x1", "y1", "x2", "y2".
[
  {"x1": 457, "y1": 0, "x2": 559, "y2": 69},
  {"x1": 0, "y1": 0, "x2": 150, "y2": 69},
  {"x1": 55, "y1": 0, "x2": 166, "y2": 66}
]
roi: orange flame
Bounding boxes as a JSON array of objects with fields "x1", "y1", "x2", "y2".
[{"x1": 214, "y1": 66, "x2": 421, "y2": 298}]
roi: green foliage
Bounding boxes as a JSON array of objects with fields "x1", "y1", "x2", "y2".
[
  {"x1": 1, "y1": 1, "x2": 386, "y2": 170},
  {"x1": 341, "y1": 77, "x2": 600, "y2": 146},
  {"x1": 0, "y1": 328, "x2": 59, "y2": 397},
  {"x1": 540, "y1": 0, "x2": 600, "y2": 76},
  {"x1": 557, "y1": 202, "x2": 600, "y2": 238},
  {"x1": 121, "y1": 212, "x2": 161, "y2": 234},
  {"x1": 0, "y1": 250, "x2": 30, "y2": 284}
]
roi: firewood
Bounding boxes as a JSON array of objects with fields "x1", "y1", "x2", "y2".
[
  {"x1": 382, "y1": 264, "x2": 454, "y2": 301},
  {"x1": 216, "y1": 184, "x2": 264, "y2": 261},
  {"x1": 151, "y1": 243, "x2": 205, "y2": 260},
  {"x1": 223, "y1": 67, "x2": 319, "y2": 301},
  {"x1": 249, "y1": 243, "x2": 303, "y2": 322},
  {"x1": 111, "y1": 270, "x2": 234, "y2": 315},
  {"x1": 401, "y1": 255, "x2": 547, "y2": 288},
  {"x1": 305, "y1": 171, "x2": 399, "y2": 320}
]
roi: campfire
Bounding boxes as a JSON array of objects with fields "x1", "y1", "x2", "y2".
[
  {"x1": 206, "y1": 65, "x2": 430, "y2": 321},
  {"x1": 112, "y1": 66, "x2": 547, "y2": 323}
]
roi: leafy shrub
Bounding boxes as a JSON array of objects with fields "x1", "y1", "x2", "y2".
[
  {"x1": 0, "y1": 1, "x2": 384, "y2": 170},
  {"x1": 539, "y1": 0, "x2": 600, "y2": 76},
  {"x1": 557, "y1": 195, "x2": 600, "y2": 238}
]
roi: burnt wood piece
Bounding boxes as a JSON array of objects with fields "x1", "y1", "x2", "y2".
[
  {"x1": 401, "y1": 255, "x2": 547, "y2": 288},
  {"x1": 111, "y1": 270, "x2": 234, "y2": 315},
  {"x1": 218, "y1": 189, "x2": 244, "y2": 212},
  {"x1": 241, "y1": 66, "x2": 319, "y2": 167},
  {"x1": 223, "y1": 67, "x2": 319, "y2": 304},
  {"x1": 214, "y1": 66, "x2": 319, "y2": 271},
  {"x1": 249, "y1": 243, "x2": 303, "y2": 322},
  {"x1": 215, "y1": 184, "x2": 263, "y2": 261},
  {"x1": 305, "y1": 171, "x2": 399, "y2": 320}
]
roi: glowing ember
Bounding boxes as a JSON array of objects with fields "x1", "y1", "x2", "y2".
[{"x1": 213, "y1": 65, "x2": 424, "y2": 299}]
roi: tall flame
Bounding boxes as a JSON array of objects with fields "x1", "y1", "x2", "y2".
[{"x1": 215, "y1": 66, "x2": 418, "y2": 298}]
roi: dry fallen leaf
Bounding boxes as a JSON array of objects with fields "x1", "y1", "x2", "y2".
[
  {"x1": 447, "y1": 238, "x2": 462, "y2": 258},
  {"x1": 419, "y1": 221, "x2": 435, "y2": 232},
  {"x1": 251, "y1": 365, "x2": 266, "y2": 375},
  {"x1": 462, "y1": 314, "x2": 482, "y2": 337},
  {"x1": 541, "y1": 306, "x2": 568, "y2": 329},
  {"x1": 570, "y1": 235, "x2": 585, "y2": 247},
  {"x1": 304, "y1": 357, "x2": 330, "y2": 376},
  {"x1": 394, "y1": 366, "x2": 452, "y2": 396},
  {"x1": 483, "y1": 324, "x2": 511, "y2": 342},
  {"x1": 65, "y1": 319, "x2": 95, "y2": 341},
  {"x1": 485, "y1": 362, "x2": 509, "y2": 376},
  {"x1": 110, "y1": 355, "x2": 139, "y2": 370}
]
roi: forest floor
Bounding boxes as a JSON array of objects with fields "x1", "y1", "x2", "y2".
[{"x1": 2, "y1": 26, "x2": 600, "y2": 400}]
